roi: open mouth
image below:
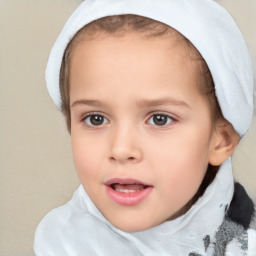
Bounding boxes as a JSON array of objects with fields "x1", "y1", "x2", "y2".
[
  {"x1": 105, "y1": 179, "x2": 153, "y2": 206},
  {"x1": 110, "y1": 183, "x2": 148, "y2": 193}
]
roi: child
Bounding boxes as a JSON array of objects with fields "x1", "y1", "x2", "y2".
[{"x1": 34, "y1": 0, "x2": 256, "y2": 255}]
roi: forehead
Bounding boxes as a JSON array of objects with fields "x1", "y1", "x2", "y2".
[
  {"x1": 70, "y1": 32, "x2": 193, "y2": 79},
  {"x1": 69, "y1": 33, "x2": 204, "y2": 107},
  {"x1": 70, "y1": 31, "x2": 198, "y2": 74},
  {"x1": 68, "y1": 22, "x2": 204, "y2": 86},
  {"x1": 70, "y1": 21, "x2": 194, "y2": 57}
]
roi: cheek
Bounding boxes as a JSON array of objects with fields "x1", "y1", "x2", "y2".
[
  {"x1": 71, "y1": 133, "x2": 103, "y2": 182},
  {"x1": 154, "y1": 127, "x2": 210, "y2": 167},
  {"x1": 149, "y1": 125, "x2": 212, "y2": 193}
]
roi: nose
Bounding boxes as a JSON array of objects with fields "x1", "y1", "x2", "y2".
[{"x1": 109, "y1": 125, "x2": 142, "y2": 164}]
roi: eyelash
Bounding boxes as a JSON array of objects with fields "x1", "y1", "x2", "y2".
[
  {"x1": 81, "y1": 112, "x2": 109, "y2": 127},
  {"x1": 80, "y1": 112, "x2": 176, "y2": 128},
  {"x1": 147, "y1": 112, "x2": 175, "y2": 127}
]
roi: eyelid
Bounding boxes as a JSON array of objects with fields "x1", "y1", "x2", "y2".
[
  {"x1": 79, "y1": 111, "x2": 177, "y2": 128},
  {"x1": 80, "y1": 111, "x2": 110, "y2": 127},
  {"x1": 147, "y1": 111, "x2": 177, "y2": 119},
  {"x1": 146, "y1": 111, "x2": 177, "y2": 126}
]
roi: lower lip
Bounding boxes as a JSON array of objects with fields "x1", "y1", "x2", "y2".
[{"x1": 105, "y1": 185, "x2": 153, "y2": 206}]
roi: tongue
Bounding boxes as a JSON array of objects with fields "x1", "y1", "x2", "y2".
[{"x1": 113, "y1": 184, "x2": 146, "y2": 191}]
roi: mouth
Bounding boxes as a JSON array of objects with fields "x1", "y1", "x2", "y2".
[
  {"x1": 105, "y1": 178, "x2": 153, "y2": 206},
  {"x1": 111, "y1": 183, "x2": 147, "y2": 193}
]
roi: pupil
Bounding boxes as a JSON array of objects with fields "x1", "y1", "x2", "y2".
[
  {"x1": 153, "y1": 115, "x2": 167, "y2": 126},
  {"x1": 90, "y1": 115, "x2": 104, "y2": 125}
]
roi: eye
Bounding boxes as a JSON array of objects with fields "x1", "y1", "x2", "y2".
[
  {"x1": 83, "y1": 114, "x2": 108, "y2": 126},
  {"x1": 148, "y1": 114, "x2": 174, "y2": 126}
]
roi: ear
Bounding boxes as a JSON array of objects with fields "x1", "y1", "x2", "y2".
[{"x1": 209, "y1": 118, "x2": 240, "y2": 166}]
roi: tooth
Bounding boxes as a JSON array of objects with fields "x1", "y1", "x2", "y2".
[
  {"x1": 112, "y1": 183, "x2": 146, "y2": 192},
  {"x1": 115, "y1": 188, "x2": 142, "y2": 193}
]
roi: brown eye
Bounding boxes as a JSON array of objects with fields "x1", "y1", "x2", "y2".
[
  {"x1": 84, "y1": 115, "x2": 108, "y2": 126},
  {"x1": 148, "y1": 114, "x2": 173, "y2": 126}
]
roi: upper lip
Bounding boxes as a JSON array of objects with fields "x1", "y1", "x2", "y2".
[{"x1": 104, "y1": 178, "x2": 152, "y2": 187}]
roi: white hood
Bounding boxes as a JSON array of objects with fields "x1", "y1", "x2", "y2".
[{"x1": 35, "y1": 0, "x2": 255, "y2": 255}]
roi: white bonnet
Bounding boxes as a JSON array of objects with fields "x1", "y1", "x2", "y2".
[{"x1": 45, "y1": 0, "x2": 254, "y2": 137}]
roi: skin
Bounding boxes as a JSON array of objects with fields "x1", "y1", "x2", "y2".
[{"x1": 69, "y1": 32, "x2": 237, "y2": 232}]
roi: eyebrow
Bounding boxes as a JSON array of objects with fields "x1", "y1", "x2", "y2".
[
  {"x1": 136, "y1": 97, "x2": 191, "y2": 109},
  {"x1": 71, "y1": 97, "x2": 191, "y2": 109},
  {"x1": 71, "y1": 99, "x2": 104, "y2": 108}
]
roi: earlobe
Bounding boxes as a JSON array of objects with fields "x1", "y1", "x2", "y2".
[{"x1": 209, "y1": 119, "x2": 240, "y2": 166}]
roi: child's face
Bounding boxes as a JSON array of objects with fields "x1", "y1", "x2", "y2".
[{"x1": 69, "y1": 33, "x2": 218, "y2": 232}]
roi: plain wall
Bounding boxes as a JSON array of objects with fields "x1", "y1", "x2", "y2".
[{"x1": 0, "y1": 1, "x2": 255, "y2": 255}]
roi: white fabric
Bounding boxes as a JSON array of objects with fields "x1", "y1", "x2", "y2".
[
  {"x1": 45, "y1": 0, "x2": 254, "y2": 136},
  {"x1": 248, "y1": 229, "x2": 256, "y2": 256},
  {"x1": 37, "y1": 0, "x2": 255, "y2": 255},
  {"x1": 34, "y1": 159, "x2": 256, "y2": 255}
]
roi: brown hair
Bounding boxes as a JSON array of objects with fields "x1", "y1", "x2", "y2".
[{"x1": 59, "y1": 14, "x2": 222, "y2": 210}]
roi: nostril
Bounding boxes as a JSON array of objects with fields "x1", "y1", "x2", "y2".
[
  {"x1": 109, "y1": 156, "x2": 135, "y2": 162},
  {"x1": 109, "y1": 147, "x2": 142, "y2": 163}
]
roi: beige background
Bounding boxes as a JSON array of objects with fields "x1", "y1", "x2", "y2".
[{"x1": 0, "y1": 1, "x2": 255, "y2": 255}]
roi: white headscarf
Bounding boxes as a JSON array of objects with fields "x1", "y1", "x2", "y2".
[
  {"x1": 35, "y1": 0, "x2": 255, "y2": 255},
  {"x1": 45, "y1": 0, "x2": 254, "y2": 136}
]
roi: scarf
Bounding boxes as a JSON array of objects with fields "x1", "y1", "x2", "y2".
[{"x1": 34, "y1": 158, "x2": 256, "y2": 255}]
